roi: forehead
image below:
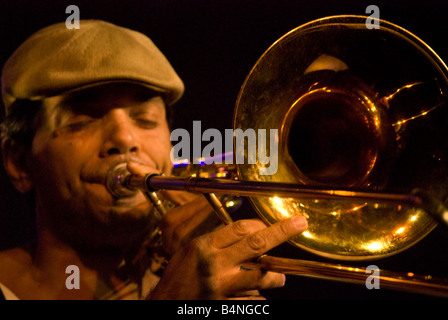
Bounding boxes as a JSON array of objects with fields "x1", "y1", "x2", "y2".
[{"x1": 43, "y1": 83, "x2": 166, "y2": 115}]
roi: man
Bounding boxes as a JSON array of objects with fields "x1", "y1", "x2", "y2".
[{"x1": 0, "y1": 20, "x2": 307, "y2": 299}]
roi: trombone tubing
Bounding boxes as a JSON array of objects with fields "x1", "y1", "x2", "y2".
[
  {"x1": 255, "y1": 255, "x2": 448, "y2": 298},
  {"x1": 129, "y1": 174, "x2": 422, "y2": 207}
]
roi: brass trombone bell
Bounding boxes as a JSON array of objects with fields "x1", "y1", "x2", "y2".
[{"x1": 234, "y1": 15, "x2": 448, "y2": 261}]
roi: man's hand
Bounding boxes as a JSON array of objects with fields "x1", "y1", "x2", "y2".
[
  {"x1": 148, "y1": 216, "x2": 307, "y2": 300},
  {"x1": 127, "y1": 161, "x2": 308, "y2": 300}
]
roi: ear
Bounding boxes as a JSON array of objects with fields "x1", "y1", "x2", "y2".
[{"x1": 1, "y1": 138, "x2": 34, "y2": 193}]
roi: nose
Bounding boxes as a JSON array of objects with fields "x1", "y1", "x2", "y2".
[{"x1": 100, "y1": 112, "x2": 139, "y2": 157}]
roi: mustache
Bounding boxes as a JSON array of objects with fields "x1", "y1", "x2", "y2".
[{"x1": 84, "y1": 156, "x2": 157, "y2": 185}]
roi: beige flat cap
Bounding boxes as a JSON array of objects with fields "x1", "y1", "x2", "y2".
[{"x1": 1, "y1": 20, "x2": 184, "y2": 114}]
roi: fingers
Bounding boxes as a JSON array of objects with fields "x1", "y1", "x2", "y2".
[
  {"x1": 206, "y1": 219, "x2": 268, "y2": 249},
  {"x1": 209, "y1": 216, "x2": 307, "y2": 264},
  {"x1": 198, "y1": 215, "x2": 306, "y2": 296},
  {"x1": 220, "y1": 267, "x2": 286, "y2": 299},
  {"x1": 160, "y1": 195, "x2": 211, "y2": 229},
  {"x1": 228, "y1": 290, "x2": 266, "y2": 300},
  {"x1": 160, "y1": 196, "x2": 219, "y2": 254},
  {"x1": 155, "y1": 216, "x2": 307, "y2": 299},
  {"x1": 235, "y1": 216, "x2": 307, "y2": 261},
  {"x1": 227, "y1": 269, "x2": 286, "y2": 294}
]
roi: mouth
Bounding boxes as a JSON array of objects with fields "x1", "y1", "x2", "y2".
[
  {"x1": 106, "y1": 162, "x2": 138, "y2": 198},
  {"x1": 86, "y1": 158, "x2": 157, "y2": 198},
  {"x1": 85, "y1": 180, "x2": 152, "y2": 212}
]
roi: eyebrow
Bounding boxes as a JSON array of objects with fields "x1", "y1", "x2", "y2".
[{"x1": 55, "y1": 90, "x2": 166, "y2": 119}]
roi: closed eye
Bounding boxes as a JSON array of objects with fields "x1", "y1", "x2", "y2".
[
  {"x1": 64, "y1": 117, "x2": 96, "y2": 131},
  {"x1": 134, "y1": 118, "x2": 158, "y2": 129}
]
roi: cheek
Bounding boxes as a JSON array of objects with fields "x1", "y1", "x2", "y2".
[
  {"x1": 30, "y1": 133, "x2": 95, "y2": 190},
  {"x1": 143, "y1": 128, "x2": 173, "y2": 173}
]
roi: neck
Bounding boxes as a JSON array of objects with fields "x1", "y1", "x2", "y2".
[{"x1": 14, "y1": 196, "x2": 158, "y2": 299}]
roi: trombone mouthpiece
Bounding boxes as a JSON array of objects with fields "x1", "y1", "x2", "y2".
[{"x1": 106, "y1": 162, "x2": 138, "y2": 198}]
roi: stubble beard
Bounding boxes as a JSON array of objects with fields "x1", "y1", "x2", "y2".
[{"x1": 38, "y1": 195, "x2": 158, "y2": 263}]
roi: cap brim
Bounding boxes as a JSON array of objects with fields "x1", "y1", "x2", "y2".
[{"x1": 44, "y1": 79, "x2": 170, "y2": 102}]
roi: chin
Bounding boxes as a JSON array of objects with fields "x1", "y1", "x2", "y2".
[
  {"x1": 48, "y1": 197, "x2": 157, "y2": 255},
  {"x1": 109, "y1": 200, "x2": 154, "y2": 221},
  {"x1": 86, "y1": 184, "x2": 153, "y2": 219}
]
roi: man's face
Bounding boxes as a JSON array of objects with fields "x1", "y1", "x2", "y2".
[{"x1": 27, "y1": 83, "x2": 173, "y2": 249}]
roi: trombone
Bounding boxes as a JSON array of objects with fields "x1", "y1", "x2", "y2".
[
  {"x1": 107, "y1": 15, "x2": 448, "y2": 297},
  {"x1": 107, "y1": 161, "x2": 448, "y2": 298}
]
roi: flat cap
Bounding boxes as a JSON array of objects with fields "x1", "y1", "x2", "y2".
[{"x1": 1, "y1": 20, "x2": 184, "y2": 114}]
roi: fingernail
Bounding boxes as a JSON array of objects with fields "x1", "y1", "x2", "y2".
[
  {"x1": 279, "y1": 274, "x2": 286, "y2": 287},
  {"x1": 291, "y1": 215, "x2": 308, "y2": 229}
]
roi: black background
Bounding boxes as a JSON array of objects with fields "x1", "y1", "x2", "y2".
[{"x1": 1, "y1": 0, "x2": 448, "y2": 300}]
